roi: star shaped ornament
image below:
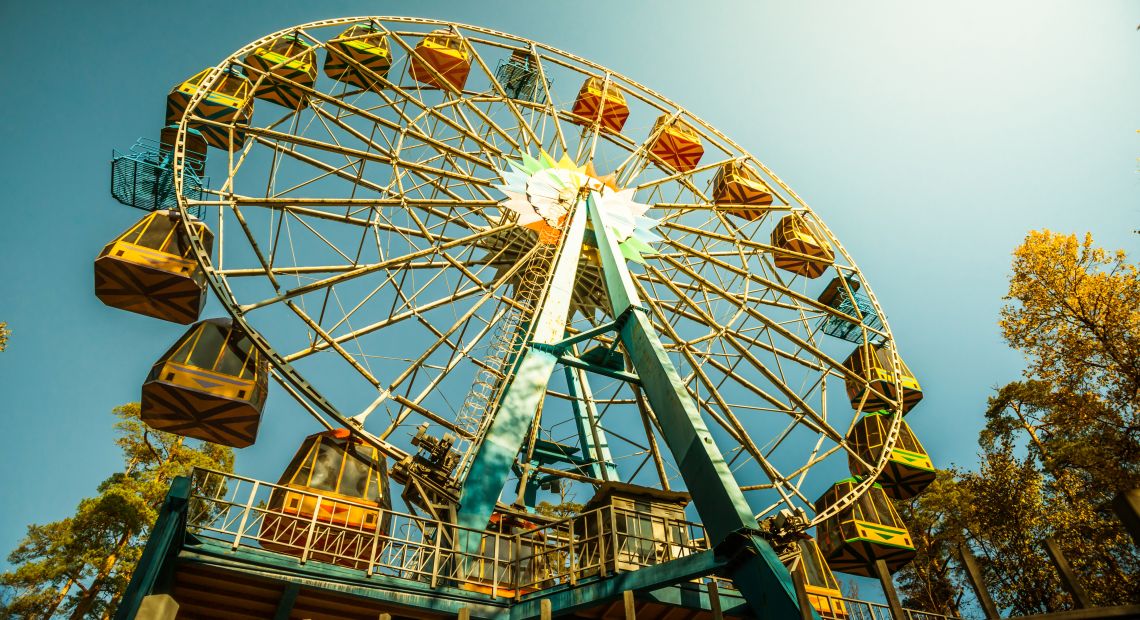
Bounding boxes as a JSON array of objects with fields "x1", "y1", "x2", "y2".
[{"x1": 492, "y1": 151, "x2": 661, "y2": 263}]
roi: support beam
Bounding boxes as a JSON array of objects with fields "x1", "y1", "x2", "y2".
[
  {"x1": 510, "y1": 548, "x2": 723, "y2": 620},
  {"x1": 791, "y1": 571, "x2": 814, "y2": 620},
  {"x1": 1044, "y1": 538, "x2": 1091, "y2": 608},
  {"x1": 273, "y1": 583, "x2": 299, "y2": 620},
  {"x1": 565, "y1": 365, "x2": 618, "y2": 482},
  {"x1": 958, "y1": 543, "x2": 1000, "y2": 620},
  {"x1": 623, "y1": 590, "x2": 636, "y2": 620},
  {"x1": 587, "y1": 195, "x2": 814, "y2": 619},
  {"x1": 707, "y1": 581, "x2": 723, "y2": 620},
  {"x1": 1113, "y1": 488, "x2": 1140, "y2": 549},
  {"x1": 115, "y1": 477, "x2": 191, "y2": 620},
  {"x1": 456, "y1": 204, "x2": 588, "y2": 535},
  {"x1": 874, "y1": 559, "x2": 905, "y2": 620}
]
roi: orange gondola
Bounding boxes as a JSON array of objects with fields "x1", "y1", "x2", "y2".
[
  {"x1": 141, "y1": 318, "x2": 268, "y2": 447},
  {"x1": 648, "y1": 115, "x2": 704, "y2": 173},
  {"x1": 94, "y1": 210, "x2": 212, "y2": 324},
  {"x1": 713, "y1": 160, "x2": 774, "y2": 221},
  {"x1": 258, "y1": 428, "x2": 392, "y2": 569},
  {"x1": 570, "y1": 77, "x2": 629, "y2": 133},
  {"x1": 770, "y1": 213, "x2": 834, "y2": 278},
  {"x1": 409, "y1": 29, "x2": 471, "y2": 92}
]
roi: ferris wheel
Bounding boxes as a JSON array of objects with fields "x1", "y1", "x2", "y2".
[{"x1": 97, "y1": 16, "x2": 936, "y2": 609}]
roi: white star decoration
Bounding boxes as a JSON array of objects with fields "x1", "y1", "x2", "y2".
[{"x1": 492, "y1": 151, "x2": 661, "y2": 264}]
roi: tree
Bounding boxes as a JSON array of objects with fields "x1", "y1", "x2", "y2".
[
  {"x1": 0, "y1": 322, "x2": 9, "y2": 352},
  {"x1": 997, "y1": 230, "x2": 1140, "y2": 603},
  {"x1": 1000, "y1": 230, "x2": 1139, "y2": 438},
  {"x1": 0, "y1": 404, "x2": 233, "y2": 619},
  {"x1": 892, "y1": 471, "x2": 965, "y2": 615},
  {"x1": 894, "y1": 231, "x2": 1140, "y2": 612}
]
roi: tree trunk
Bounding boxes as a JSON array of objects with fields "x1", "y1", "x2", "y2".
[
  {"x1": 44, "y1": 577, "x2": 75, "y2": 617},
  {"x1": 67, "y1": 530, "x2": 130, "y2": 620}
]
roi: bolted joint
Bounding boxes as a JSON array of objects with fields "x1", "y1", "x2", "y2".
[{"x1": 713, "y1": 527, "x2": 767, "y2": 572}]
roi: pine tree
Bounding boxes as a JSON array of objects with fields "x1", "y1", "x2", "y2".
[{"x1": 0, "y1": 404, "x2": 233, "y2": 618}]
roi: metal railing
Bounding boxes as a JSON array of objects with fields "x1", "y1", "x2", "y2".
[{"x1": 184, "y1": 468, "x2": 961, "y2": 619}]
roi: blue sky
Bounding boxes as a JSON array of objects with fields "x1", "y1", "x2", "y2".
[{"x1": 0, "y1": 0, "x2": 1136, "y2": 603}]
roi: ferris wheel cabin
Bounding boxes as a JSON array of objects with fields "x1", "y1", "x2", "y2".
[
  {"x1": 258, "y1": 428, "x2": 392, "y2": 569},
  {"x1": 243, "y1": 34, "x2": 318, "y2": 110},
  {"x1": 570, "y1": 77, "x2": 630, "y2": 133},
  {"x1": 785, "y1": 537, "x2": 847, "y2": 619},
  {"x1": 141, "y1": 318, "x2": 268, "y2": 448},
  {"x1": 842, "y1": 343, "x2": 923, "y2": 414},
  {"x1": 713, "y1": 161, "x2": 774, "y2": 221},
  {"x1": 166, "y1": 67, "x2": 254, "y2": 150},
  {"x1": 814, "y1": 478, "x2": 916, "y2": 577},
  {"x1": 323, "y1": 24, "x2": 392, "y2": 92},
  {"x1": 409, "y1": 29, "x2": 471, "y2": 92},
  {"x1": 648, "y1": 115, "x2": 704, "y2": 173},
  {"x1": 157, "y1": 124, "x2": 208, "y2": 176},
  {"x1": 770, "y1": 213, "x2": 835, "y2": 278},
  {"x1": 848, "y1": 412, "x2": 935, "y2": 500},
  {"x1": 94, "y1": 210, "x2": 212, "y2": 324}
]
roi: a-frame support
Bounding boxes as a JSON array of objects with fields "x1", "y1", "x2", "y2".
[{"x1": 455, "y1": 192, "x2": 815, "y2": 617}]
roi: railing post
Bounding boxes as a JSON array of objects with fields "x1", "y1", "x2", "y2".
[
  {"x1": 1043, "y1": 537, "x2": 1091, "y2": 608},
  {"x1": 958, "y1": 543, "x2": 999, "y2": 620},
  {"x1": 707, "y1": 580, "x2": 723, "y2": 620},
  {"x1": 231, "y1": 480, "x2": 259, "y2": 550},
  {"x1": 430, "y1": 523, "x2": 444, "y2": 588},
  {"x1": 568, "y1": 515, "x2": 577, "y2": 586},
  {"x1": 492, "y1": 531, "x2": 501, "y2": 598},
  {"x1": 791, "y1": 568, "x2": 815, "y2": 620},
  {"x1": 597, "y1": 508, "x2": 607, "y2": 577},
  {"x1": 513, "y1": 531, "x2": 522, "y2": 600},
  {"x1": 367, "y1": 509, "x2": 381, "y2": 577},
  {"x1": 300, "y1": 495, "x2": 322, "y2": 565},
  {"x1": 874, "y1": 559, "x2": 905, "y2": 620},
  {"x1": 1114, "y1": 488, "x2": 1140, "y2": 548},
  {"x1": 610, "y1": 506, "x2": 620, "y2": 574}
]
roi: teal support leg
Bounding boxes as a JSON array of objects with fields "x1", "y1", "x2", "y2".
[
  {"x1": 564, "y1": 364, "x2": 618, "y2": 482},
  {"x1": 587, "y1": 195, "x2": 816, "y2": 619},
  {"x1": 456, "y1": 204, "x2": 589, "y2": 534},
  {"x1": 114, "y1": 476, "x2": 191, "y2": 620}
]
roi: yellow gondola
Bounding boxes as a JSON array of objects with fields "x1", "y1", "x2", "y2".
[
  {"x1": 815, "y1": 478, "x2": 916, "y2": 576},
  {"x1": 243, "y1": 34, "x2": 318, "y2": 109},
  {"x1": 323, "y1": 24, "x2": 392, "y2": 92},
  {"x1": 94, "y1": 210, "x2": 212, "y2": 324},
  {"x1": 848, "y1": 412, "x2": 935, "y2": 500},
  {"x1": 770, "y1": 213, "x2": 834, "y2": 278},
  {"x1": 713, "y1": 161, "x2": 774, "y2": 221},
  {"x1": 570, "y1": 77, "x2": 629, "y2": 133},
  {"x1": 409, "y1": 29, "x2": 471, "y2": 92},
  {"x1": 842, "y1": 343, "x2": 923, "y2": 414},
  {"x1": 784, "y1": 537, "x2": 848, "y2": 619},
  {"x1": 165, "y1": 67, "x2": 253, "y2": 150},
  {"x1": 141, "y1": 318, "x2": 268, "y2": 447},
  {"x1": 158, "y1": 125, "x2": 208, "y2": 176},
  {"x1": 259, "y1": 428, "x2": 391, "y2": 569},
  {"x1": 648, "y1": 115, "x2": 704, "y2": 173}
]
